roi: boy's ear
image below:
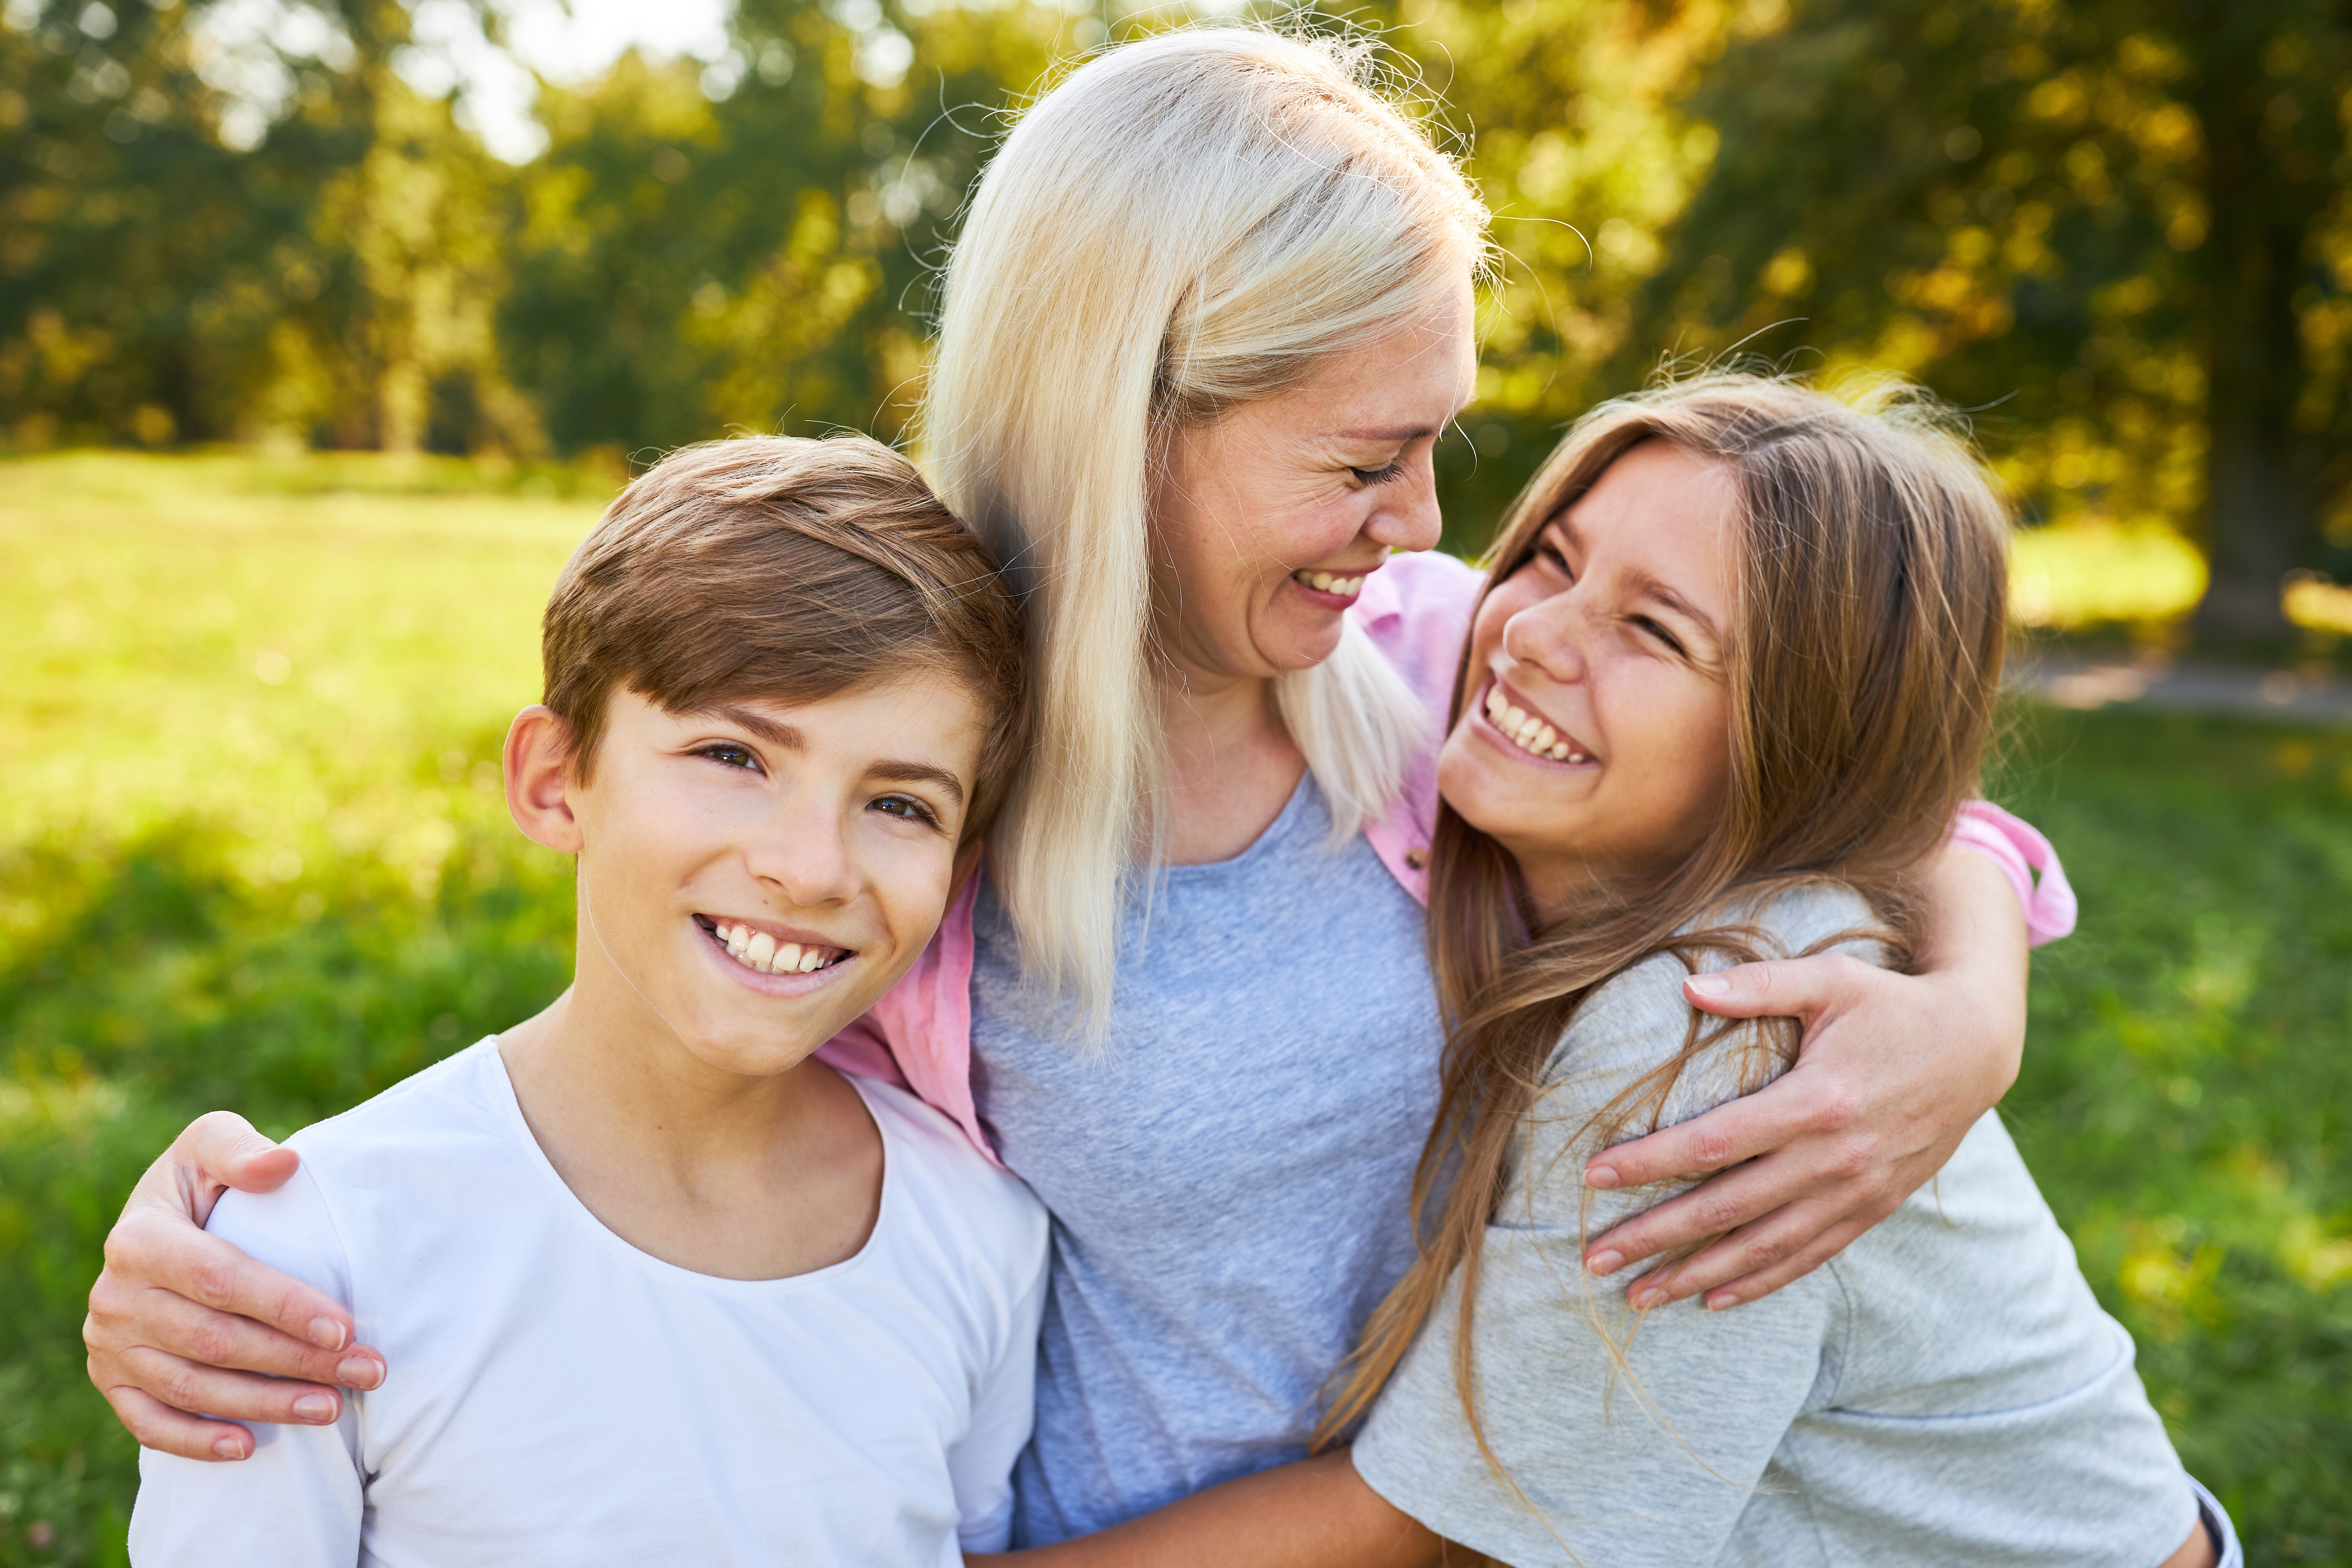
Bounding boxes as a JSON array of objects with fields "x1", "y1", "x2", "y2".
[{"x1": 504, "y1": 705, "x2": 584, "y2": 855}]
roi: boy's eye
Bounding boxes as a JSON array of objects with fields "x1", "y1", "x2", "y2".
[
  {"x1": 696, "y1": 742, "x2": 762, "y2": 771},
  {"x1": 870, "y1": 794, "x2": 939, "y2": 826}
]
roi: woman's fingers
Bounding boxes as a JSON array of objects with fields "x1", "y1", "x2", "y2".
[
  {"x1": 105, "y1": 1337, "x2": 348, "y2": 1426},
  {"x1": 1617, "y1": 1199, "x2": 1886, "y2": 1309},
  {"x1": 1679, "y1": 951, "x2": 1871, "y2": 1020},
  {"x1": 1687, "y1": 1215, "x2": 1879, "y2": 1311},
  {"x1": 95, "y1": 1383, "x2": 263, "y2": 1463},
  {"x1": 99, "y1": 1207, "x2": 368, "y2": 1364},
  {"x1": 1586, "y1": 1050, "x2": 1868, "y2": 1195},
  {"x1": 88, "y1": 1266, "x2": 383, "y2": 1390},
  {"x1": 1584, "y1": 1145, "x2": 1810, "y2": 1278},
  {"x1": 176, "y1": 1110, "x2": 303, "y2": 1205}
]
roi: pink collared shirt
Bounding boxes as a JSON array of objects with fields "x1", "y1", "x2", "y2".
[{"x1": 820, "y1": 551, "x2": 2077, "y2": 1166}]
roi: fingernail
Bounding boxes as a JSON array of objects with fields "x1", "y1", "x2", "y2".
[
  {"x1": 292, "y1": 1393, "x2": 337, "y2": 1423},
  {"x1": 212, "y1": 1435, "x2": 247, "y2": 1460},
  {"x1": 306, "y1": 1317, "x2": 347, "y2": 1351},
  {"x1": 1687, "y1": 974, "x2": 1731, "y2": 998},
  {"x1": 1586, "y1": 1250, "x2": 1623, "y2": 1277},
  {"x1": 1628, "y1": 1286, "x2": 1661, "y2": 1308},
  {"x1": 1707, "y1": 1291, "x2": 1738, "y2": 1311},
  {"x1": 337, "y1": 1356, "x2": 383, "y2": 1390},
  {"x1": 1586, "y1": 1164, "x2": 1620, "y2": 1190}
]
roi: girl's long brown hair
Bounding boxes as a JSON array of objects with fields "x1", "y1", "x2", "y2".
[{"x1": 1316, "y1": 373, "x2": 2013, "y2": 1464}]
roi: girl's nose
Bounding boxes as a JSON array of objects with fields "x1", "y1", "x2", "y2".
[{"x1": 1503, "y1": 595, "x2": 1589, "y2": 686}]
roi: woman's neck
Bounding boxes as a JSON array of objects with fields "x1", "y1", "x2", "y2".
[{"x1": 1154, "y1": 660, "x2": 1308, "y2": 867}]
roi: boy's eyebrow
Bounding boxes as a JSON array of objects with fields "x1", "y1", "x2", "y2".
[
  {"x1": 706, "y1": 704, "x2": 967, "y2": 807},
  {"x1": 869, "y1": 761, "x2": 967, "y2": 807},
  {"x1": 709, "y1": 705, "x2": 805, "y2": 751}
]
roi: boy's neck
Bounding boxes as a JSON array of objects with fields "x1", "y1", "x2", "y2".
[{"x1": 495, "y1": 974, "x2": 883, "y2": 1281}]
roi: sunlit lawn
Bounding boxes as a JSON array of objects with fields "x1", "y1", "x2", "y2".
[{"x1": 2, "y1": 454, "x2": 2348, "y2": 1565}]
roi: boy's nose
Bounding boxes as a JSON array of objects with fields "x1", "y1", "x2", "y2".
[{"x1": 745, "y1": 811, "x2": 861, "y2": 907}]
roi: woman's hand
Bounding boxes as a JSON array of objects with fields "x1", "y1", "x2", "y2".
[
  {"x1": 83, "y1": 1112, "x2": 388, "y2": 1460},
  {"x1": 1580, "y1": 844, "x2": 2030, "y2": 1310}
]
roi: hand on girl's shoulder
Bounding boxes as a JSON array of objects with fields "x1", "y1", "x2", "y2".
[{"x1": 1534, "y1": 881, "x2": 1890, "y2": 1177}]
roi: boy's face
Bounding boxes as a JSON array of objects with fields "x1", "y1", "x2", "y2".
[{"x1": 507, "y1": 673, "x2": 986, "y2": 1078}]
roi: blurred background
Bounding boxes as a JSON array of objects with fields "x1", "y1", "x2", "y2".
[{"x1": 2, "y1": 0, "x2": 2348, "y2": 1562}]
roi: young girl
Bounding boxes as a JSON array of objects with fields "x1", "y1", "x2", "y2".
[{"x1": 994, "y1": 374, "x2": 2236, "y2": 1566}]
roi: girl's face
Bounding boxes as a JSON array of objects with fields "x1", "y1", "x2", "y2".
[
  {"x1": 1438, "y1": 440, "x2": 1741, "y2": 919},
  {"x1": 1148, "y1": 277, "x2": 1477, "y2": 686}
]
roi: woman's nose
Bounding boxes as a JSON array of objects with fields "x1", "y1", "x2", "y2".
[{"x1": 1364, "y1": 462, "x2": 1444, "y2": 554}]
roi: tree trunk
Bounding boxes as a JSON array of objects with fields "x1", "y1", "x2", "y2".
[{"x1": 2190, "y1": 27, "x2": 2324, "y2": 642}]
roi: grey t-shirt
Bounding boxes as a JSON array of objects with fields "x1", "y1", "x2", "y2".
[
  {"x1": 969, "y1": 775, "x2": 1443, "y2": 1545},
  {"x1": 1354, "y1": 885, "x2": 2199, "y2": 1568}
]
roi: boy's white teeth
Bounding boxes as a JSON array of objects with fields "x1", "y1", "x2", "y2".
[
  {"x1": 1485, "y1": 687, "x2": 1590, "y2": 764},
  {"x1": 1295, "y1": 569, "x2": 1365, "y2": 596},
  {"x1": 714, "y1": 922, "x2": 839, "y2": 976}
]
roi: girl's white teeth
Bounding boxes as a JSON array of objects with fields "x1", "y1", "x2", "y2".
[
  {"x1": 1485, "y1": 687, "x2": 1590, "y2": 765},
  {"x1": 715, "y1": 923, "x2": 838, "y2": 976},
  {"x1": 1296, "y1": 570, "x2": 1365, "y2": 596}
]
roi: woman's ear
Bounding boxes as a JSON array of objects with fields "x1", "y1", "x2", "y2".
[{"x1": 504, "y1": 705, "x2": 584, "y2": 855}]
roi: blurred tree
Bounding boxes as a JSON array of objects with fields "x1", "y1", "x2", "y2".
[
  {"x1": 1387, "y1": 0, "x2": 1741, "y2": 551},
  {"x1": 502, "y1": 0, "x2": 1081, "y2": 457},
  {"x1": 1620, "y1": 0, "x2": 2352, "y2": 638}
]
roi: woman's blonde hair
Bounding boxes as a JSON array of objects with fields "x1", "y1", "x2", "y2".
[
  {"x1": 919, "y1": 26, "x2": 1490, "y2": 1028},
  {"x1": 1319, "y1": 372, "x2": 2013, "y2": 1460}
]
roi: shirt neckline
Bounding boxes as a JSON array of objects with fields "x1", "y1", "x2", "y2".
[{"x1": 470, "y1": 1035, "x2": 896, "y2": 1295}]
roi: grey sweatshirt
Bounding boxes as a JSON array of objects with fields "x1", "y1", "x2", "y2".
[{"x1": 1354, "y1": 885, "x2": 2199, "y2": 1568}]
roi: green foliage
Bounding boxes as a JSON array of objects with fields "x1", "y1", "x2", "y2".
[{"x1": 1, "y1": 454, "x2": 2347, "y2": 1562}]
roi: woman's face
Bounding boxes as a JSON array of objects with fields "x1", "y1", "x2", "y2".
[
  {"x1": 1438, "y1": 440, "x2": 1741, "y2": 918},
  {"x1": 1149, "y1": 278, "x2": 1477, "y2": 684}
]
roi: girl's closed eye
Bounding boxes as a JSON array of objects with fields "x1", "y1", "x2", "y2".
[{"x1": 1631, "y1": 616, "x2": 1688, "y2": 657}]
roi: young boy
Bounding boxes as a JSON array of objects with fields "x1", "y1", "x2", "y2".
[{"x1": 128, "y1": 436, "x2": 1046, "y2": 1566}]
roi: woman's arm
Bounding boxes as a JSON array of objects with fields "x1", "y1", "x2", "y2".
[
  {"x1": 969, "y1": 1451, "x2": 1442, "y2": 1568},
  {"x1": 1576, "y1": 840, "x2": 2030, "y2": 1309},
  {"x1": 84, "y1": 1112, "x2": 387, "y2": 1460}
]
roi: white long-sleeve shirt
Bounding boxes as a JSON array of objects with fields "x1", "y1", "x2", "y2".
[{"x1": 131, "y1": 1038, "x2": 1049, "y2": 1568}]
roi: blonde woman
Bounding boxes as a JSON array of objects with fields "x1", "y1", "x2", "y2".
[{"x1": 86, "y1": 29, "x2": 2070, "y2": 1548}]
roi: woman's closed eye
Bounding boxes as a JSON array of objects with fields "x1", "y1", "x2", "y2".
[{"x1": 1349, "y1": 460, "x2": 1405, "y2": 486}]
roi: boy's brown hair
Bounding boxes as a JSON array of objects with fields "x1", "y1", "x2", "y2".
[{"x1": 541, "y1": 434, "x2": 1027, "y2": 843}]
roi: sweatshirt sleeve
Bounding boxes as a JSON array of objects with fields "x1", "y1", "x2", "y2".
[
  {"x1": 1352, "y1": 891, "x2": 1880, "y2": 1568},
  {"x1": 128, "y1": 1165, "x2": 364, "y2": 1567}
]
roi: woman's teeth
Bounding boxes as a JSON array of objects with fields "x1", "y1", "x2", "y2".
[
  {"x1": 715, "y1": 922, "x2": 838, "y2": 975},
  {"x1": 1293, "y1": 569, "x2": 1366, "y2": 596},
  {"x1": 1485, "y1": 687, "x2": 1589, "y2": 764}
]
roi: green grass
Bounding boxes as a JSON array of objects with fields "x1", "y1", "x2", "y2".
[{"x1": 2, "y1": 454, "x2": 2349, "y2": 1564}]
